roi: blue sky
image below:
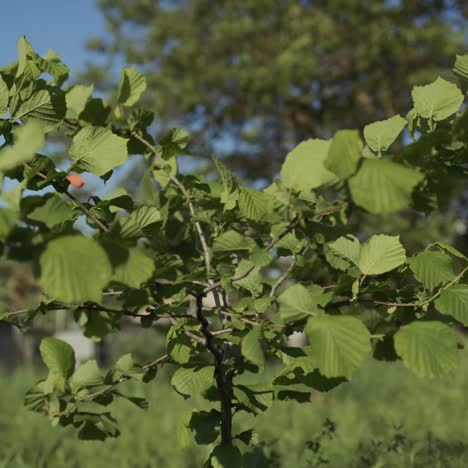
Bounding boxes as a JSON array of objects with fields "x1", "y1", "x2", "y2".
[{"x1": 1, "y1": 0, "x2": 104, "y2": 74}]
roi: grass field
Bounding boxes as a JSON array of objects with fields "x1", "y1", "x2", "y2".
[{"x1": 1, "y1": 346, "x2": 468, "y2": 467}]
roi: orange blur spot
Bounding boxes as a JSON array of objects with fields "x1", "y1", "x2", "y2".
[{"x1": 66, "y1": 173, "x2": 85, "y2": 189}]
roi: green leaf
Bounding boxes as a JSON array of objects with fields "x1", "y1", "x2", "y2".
[
  {"x1": 171, "y1": 366, "x2": 214, "y2": 398},
  {"x1": 358, "y1": 235, "x2": 406, "y2": 275},
  {"x1": 275, "y1": 232, "x2": 306, "y2": 254},
  {"x1": 435, "y1": 284, "x2": 468, "y2": 325},
  {"x1": 78, "y1": 310, "x2": 113, "y2": 342},
  {"x1": 70, "y1": 360, "x2": 103, "y2": 391},
  {"x1": 210, "y1": 444, "x2": 243, "y2": 468},
  {"x1": 66, "y1": 84, "x2": 94, "y2": 120},
  {"x1": 233, "y1": 260, "x2": 263, "y2": 297},
  {"x1": 363, "y1": 114, "x2": 407, "y2": 154},
  {"x1": 213, "y1": 230, "x2": 256, "y2": 253},
  {"x1": 234, "y1": 384, "x2": 273, "y2": 414},
  {"x1": 111, "y1": 247, "x2": 155, "y2": 288},
  {"x1": 114, "y1": 353, "x2": 145, "y2": 380},
  {"x1": 349, "y1": 159, "x2": 423, "y2": 213},
  {"x1": 166, "y1": 327, "x2": 193, "y2": 365},
  {"x1": 327, "y1": 235, "x2": 361, "y2": 268},
  {"x1": 0, "y1": 208, "x2": 17, "y2": 239},
  {"x1": 213, "y1": 156, "x2": 238, "y2": 193},
  {"x1": 38, "y1": 235, "x2": 112, "y2": 304},
  {"x1": 411, "y1": 77, "x2": 464, "y2": 121},
  {"x1": 40, "y1": 337, "x2": 75, "y2": 383},
  {"x1": 159, "y1": 128, "x2": 189, "y2": 160},
  {"x1": 305, "y1": 315, "x2": 371, "y2": 378},
  {"x1": 31, "y1": 49, "x2": 69, "y2": 86},
  {"x1": 239, "y1": 188, "x2": 268, "y2": 221},
  {"x1": 69, "y1": 126, "x2": 128, "y2": 176},
  {"x1": 281, "y1": 139, "x2": 337, "y2": 191},
  {"x1": 0, "y1": 75, "x2": 8, "y2": 117},
  {"x1": 329, "y1": 235, "x2": 406, "y2": 275},
  {"x1": 408, "y1": 251, "x2": 455, "y2": 290},
  {"x1": 153, "y1": 157, "x2": 177, "y2": 188},
  {"x1": 180, "y1": 410, "x2": 220, "y2": 447},
  {"x1": 13, "y1": 87, "x2": 66, "y2": 133},
  {"x1": 117, "y1": 206, "x2": 161, "y2": 239},
  {"x1": 117, "y1": 66, "x2": 147, "y2": 107},
  {"x1": 26, "y1": 193, "x2": 74, "y2": 228},
  {"x1": 431, "y1": 241, "x2": 467, "y2": 261},
  {"x1": 0, "y1": 121, "x2": 44, "y2": 172},
  {"x1": 16, "y1": 36, "x2": 41, "y2": 80},
  {"x1": 453, "y1": 54, "x2": 468, "y2": 81},
  {"x1": 394, "y1": 321, "x2": 460, "y2": 378},
  {"x1": 241, "y1": 326, "x2": 264, "y2": 372},
  {"x1": 324, "y1": 130, "x2": 362, "y2": 179},
  {"x1": 277, "y1": 284, "x2": 331, "y2": 322}
]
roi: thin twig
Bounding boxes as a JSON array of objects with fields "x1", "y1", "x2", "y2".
[
  {"x1": 63, "y1": 120, "x2": 79, "y2": 131},
  {"x1": 270, "y1": 259, "x2": 297, "y2": 297},
  {"x1": 36, "y1": 171, "x2": 110, "y2": 233},
  {"x1": 78, "y1": 354, "x2": 169, "y2": 402}
]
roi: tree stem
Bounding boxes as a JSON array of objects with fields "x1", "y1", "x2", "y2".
[{"x1": 195, "y1": 294, "x2": 232, "y2": 444}]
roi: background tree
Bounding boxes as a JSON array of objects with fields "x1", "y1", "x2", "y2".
[{"x1": 85, "y1": 0, "x2": 467, "y2": 180}]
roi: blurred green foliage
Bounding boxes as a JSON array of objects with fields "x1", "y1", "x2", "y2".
[
  {"x1": 2, "y1": 346, "x2": 468, "y2": 467},
  {"x1": 87, "y1": 0, "x2": 467, "y2": 178}
]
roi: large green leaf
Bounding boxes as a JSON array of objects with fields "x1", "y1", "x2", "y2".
[
  {"x1": 241, "y1": 326, "x2": 265, "y2": 372},
  {"x1": 281, "y1": 139, "x2": 337, "y2": 191},
  {"x1": 111, "y1": 246, "x2": 155, "y2": 288},
  {"x1": 327, "y1": 235, "x2": 360, "y2": 268},
  {"x1": 277, "y1": 284, "x2": 331, "y2": 322},
  {"x1": 453, "y1": 54, "x2": 468, "y2": 82},
  {"x1": 40, "y1": 337, "x2": 75, "y2": 385},
  {"x1": 117, "y1": 66, "x2": 147, "y2": 107},
  {"x1": 305, "y1": 315, "x2": 371, "y2": 378},
  {"x1": 329, "y1": 234, "x2": 406, "y2": 275},
  {"x1": 210, "y1": 444, "x2": 243, "y2": 468},
  {"x1": 0, "y1": 208, "x2": 17, "y2": 239},
  {"x1": 70, "y1": 360, "x2": 103, "y2": 391},
  {"x1": 0, "y1": 75, "x2": 8, "y2": 117},
  {"x1": 30, "y1": 49, "x2": 69, "y2": 86},
  {"x1": 349, "y1": 159, "x2": 423, "y2": 213},
  {"x1": 324, "y1": 130, "x2": 362, "y2": 179},
  {"x1": 15, "y1": 36, "x2": 41, "y2": 80},
  {"x1": 171, "y1": 366, "x2": 214, "y2": 398},
  {"x1": 435, "y1": 284, "x2": 468, "y2": 325},
  {"x1": 239, "y1": 187, "x2": 268, "y2": 221},
  {"x1": 26, "y1": 193, "x2": 74, "y2": 228},
  {"x1": 233, "y1": 260, "x2": 263, "y2": 297},
  {"x1": 0, "y1": 121, "x2": 44, "y2": 172},
  {"x1": 69, "y1": 126, "x2": 128, "y2": 176},
  {"x1": 66, "y1": 84, "x2": 94, "y2": 120},
  {"x1": 39, "y1": 235, "x2": 112, "y2": 304},
  {"x1": 363, "y1": 114, "x2": 407, "y2": 155},
  {"x1": 166, "y1": 327, "x2": 193, "y2": 365},
  {"x1": 117, "y1": 206, "x2": 161, "y2": 239},
  {"x1": 408, "y1": 251, "x2": 455, "y2": 290},
  {"x1": 358, "y1": 235, "x2": 406, "y2": 275},
  {"x1": 411, "y1": 77, "x2": 464, "y2": 121},
  {"x1": 13, "y1": 87, "x2": 66, "y2": 133},
  {"x1": 431, "y1": 241, "x2": 467, "y2": 261},
  {"x1": 394, "y1": 321, "x2": 460, "y2": 378},
  {"x1": 213, "y1": 230, "x2": 256, "y2": 253}
]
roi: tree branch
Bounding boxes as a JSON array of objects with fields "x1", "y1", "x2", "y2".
[
  {"x1": 270, "y1": 258, "x2": 297, "y2": 297},
  {"x1": 194, "y1": 293, "x2": 232, "y2": 444},
  {"x1": 36, "y1": 171, "x2": 110, "y2": 233},
  {"x1": 78, "y1": 354, "x2": 169, "y2": 402}
]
